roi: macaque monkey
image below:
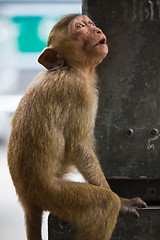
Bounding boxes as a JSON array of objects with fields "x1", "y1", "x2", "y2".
[{"x1": 7, "y1": 14, "x2": 147, "y2": 240}]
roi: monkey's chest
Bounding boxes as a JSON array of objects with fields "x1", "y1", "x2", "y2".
[
  {"x1": 61, "y1": 165, "x2": 86, "y2": 183},
  {"x1": 86, "y1": 90, "x2": 98, "y2": 123}
]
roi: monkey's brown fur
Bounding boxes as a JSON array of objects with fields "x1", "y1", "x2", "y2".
[{"x1": 8, "y1": 14, "x2": 146, "y2": 240}]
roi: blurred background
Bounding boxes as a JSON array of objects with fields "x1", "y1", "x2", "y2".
[{"x1": 0, "y1": 1, "x2": 81, "y2": 239}]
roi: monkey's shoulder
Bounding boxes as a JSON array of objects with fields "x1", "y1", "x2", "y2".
[
  {"x1": 14, "y1": 67, "x2": 98, "y2": 119},
  {"x1": 30, "y1": 67, "x2": 97, "y2": 99}
]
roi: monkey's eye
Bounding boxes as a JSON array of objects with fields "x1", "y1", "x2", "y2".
[
  {"x1": 88, "y1": 22, "x2": 95, "y2": 26},
  {"x1": 75, "y1": 23, "x2": 85, "y2": 29}
]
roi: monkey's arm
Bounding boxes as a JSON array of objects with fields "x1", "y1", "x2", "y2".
[
  {"x1": 73, "y1": 144, "x2": 111, "y2": 189},
  {"x1": 71, "y1": 144, "x2": 147, "y2": 217},
  {"x1": 72, "y1": 144, "x2": 147, "y2": 217}
]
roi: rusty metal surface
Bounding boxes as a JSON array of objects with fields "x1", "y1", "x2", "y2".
[
  {"x1": 111, "y1": 206, "x2": 160, "y2": 240},
  {"x1": 107, "y1": 178, "x2": 160, "y2": 202},
  {"x1": 48, "y1": 214, "x2": 75, "y2": 240},
  {"x1": 83, "y1": 0, "x2": 160, "y2": 178}
]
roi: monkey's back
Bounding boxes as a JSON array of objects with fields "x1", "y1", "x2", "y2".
[{"x1": 7, "y1": 67, "x2": 98, "y2": 199}]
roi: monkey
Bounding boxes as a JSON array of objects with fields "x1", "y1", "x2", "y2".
[{"x1": 7, "y1": 14, "x2": 147, "y2": 240}]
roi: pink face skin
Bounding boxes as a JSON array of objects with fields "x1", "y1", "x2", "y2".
[{"x1": 68, "y1": 15, "x2": 108, "y2": 69}]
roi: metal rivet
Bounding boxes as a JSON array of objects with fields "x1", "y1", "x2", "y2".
[
  {"x1": 126, "y1": 128, "x2": 134, "y2": 136},
  {"x1": 151, "y1": 128, "x2": 159, "y2": 136}
]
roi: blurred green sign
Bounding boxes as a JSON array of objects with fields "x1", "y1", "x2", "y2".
[{"x1": 12, "y1": 16, "x2": 47, "y2": 53}]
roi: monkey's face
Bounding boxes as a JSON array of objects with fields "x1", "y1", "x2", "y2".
[
  {"x1": 68, "y1": 15, "x2": 108, "y2": 64},
  {"x1": 38, "y1": 14, "x2": 108, "y2": 71}
]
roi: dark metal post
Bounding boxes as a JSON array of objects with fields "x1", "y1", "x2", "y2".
[{"x1": 83, "y1": 0, "x2": 160, "y2": 200}]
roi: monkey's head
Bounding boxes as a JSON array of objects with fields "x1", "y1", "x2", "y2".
[{"x1": 38, "y1": 14, "x2": 108, "y2": 72}]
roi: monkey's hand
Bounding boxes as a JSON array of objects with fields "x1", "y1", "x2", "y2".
[{"x1": 120, "y1": 197, "x2": 147, "y2": 218}]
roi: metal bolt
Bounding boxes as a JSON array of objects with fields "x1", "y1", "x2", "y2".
[
  {"x1": 126, "y1": 128, "x2": 134, "y2": 136},
  {"x1": 151, "y1": 128, "x2": 159, "y2": 136}
]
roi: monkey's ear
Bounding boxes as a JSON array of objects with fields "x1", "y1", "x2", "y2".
[{"x1": 38, "y1": 47, "x2": 64, "y2": 71}]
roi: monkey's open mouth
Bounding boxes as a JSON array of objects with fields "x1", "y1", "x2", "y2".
[{"x1": 94, "y1": 38, "x2": 106, "y2": 46}]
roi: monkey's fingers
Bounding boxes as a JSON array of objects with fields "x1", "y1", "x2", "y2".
[
  {"x1": 130, "y1": 197, "x2": 147, "y2": 208},
  {"x1": 129, "y1": 207, "x2": 140, "y2": 218},
  {"x1": 121, "y1": 205, "x2": 139, "y2": 218}
]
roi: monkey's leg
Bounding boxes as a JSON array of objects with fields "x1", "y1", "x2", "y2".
[
  {"x1": 43, "y1": 179, "x2": 120, "y2": 240},
  {"x1": 23, "y1": 205, "x2": 43, "y2": 240}
]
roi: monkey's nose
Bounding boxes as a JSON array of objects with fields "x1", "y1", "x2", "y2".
[{"x1": 94, "y1": 26, "x2": 102, "y2": 34}]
